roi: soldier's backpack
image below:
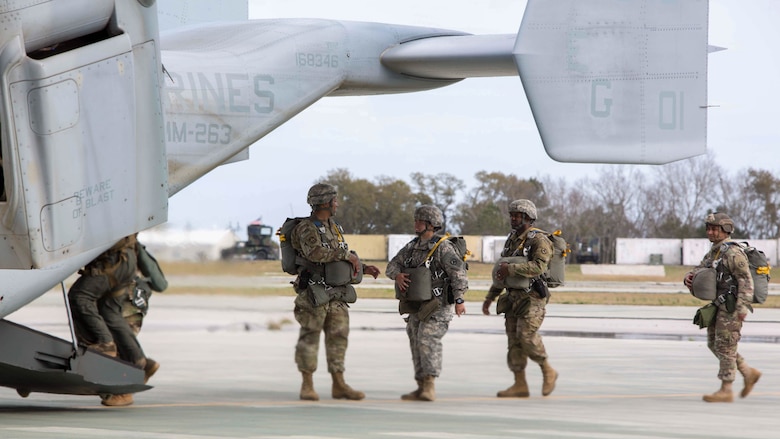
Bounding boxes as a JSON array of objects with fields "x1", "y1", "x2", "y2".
[
  {"x1": 724, "y1": 241, "x2": 771, "y2": 304},
  {"x1": 529, "y1": 228, "x2": 569, "y2": 288},
  {"x1": 430, "y1": 233, "x2": 471, "y2": 304},
  {"x1": 277, "y1": 217, "x2": 306, "y2": 275},
  {"x1": 545, "y1": 230, "x2": 569, "y2": 288},
  {"x1": 276, "y1": 216, "x2": 336, "y2": 276},
  {"x1": 136, "y1": 243, "x2": 168, "y2": 292},
  {"x1": 433, "y1": 233, "x2": 471, "y2": 268}
]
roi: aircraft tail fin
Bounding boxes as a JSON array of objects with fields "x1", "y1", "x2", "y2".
[{"x1": 514, "y1": 0, "x2": 710, "y2": 164}]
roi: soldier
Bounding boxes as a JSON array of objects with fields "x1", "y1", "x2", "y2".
[
  {"x1": 386, "y1": 205, "x2": 468, "y2": 402},
  {"x1": 684, "y1": 212, "x2": 762, "y2": 403},
  {"x1": 482, "y1": 199, "x2": 558, "y2": 398},
  {"x1": 69, "y1": 235, "x2": 140, "y2": 357},
  {"x1": 99, "y1": 240, "x2": 168, "y2": 407},
  {"x1": 291, "y1": 183, "x2": 381, "y2": 401}
]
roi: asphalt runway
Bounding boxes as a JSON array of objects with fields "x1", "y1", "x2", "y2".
[{"x1": 2, "y1": 292, "x2": 780, "y2": 438}]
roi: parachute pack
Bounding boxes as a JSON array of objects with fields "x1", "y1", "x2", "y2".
[
  {"x1": 432, "y1": 234, "x2": 471, "y2": 268},
  {"x1": 276, "y1": 217, "x2": 307, "y2": 275},
  {"x1": 724, "y1": 241, "x2": 771, "y2": 304},
  {"x1": 530, "y1": 228, "x2": 570, "y2": 288},
  {"x1": 276, "y1": 216, "x2": 339, "y2": 276}
]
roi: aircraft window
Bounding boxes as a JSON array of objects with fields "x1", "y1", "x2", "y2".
[{"x1": 28, "y1": 28, "x2": 118, "y2": 60}]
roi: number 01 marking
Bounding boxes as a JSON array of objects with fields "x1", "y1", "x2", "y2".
[{"x1": 659, "y1": 91, "x2": 684, "y2": 130}]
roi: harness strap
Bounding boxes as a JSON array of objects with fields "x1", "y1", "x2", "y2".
[{"x1": 420, "y1": 233, "x2": 451, "y2": 267}]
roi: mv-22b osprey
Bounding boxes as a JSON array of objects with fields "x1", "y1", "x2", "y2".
[{"x1": 0, "y1": 0, "x2": 713, "y2": 398}]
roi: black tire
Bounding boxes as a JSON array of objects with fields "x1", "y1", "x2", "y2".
[{"x1": 253, "y1": 250, "x2": 269, "y2": 260}]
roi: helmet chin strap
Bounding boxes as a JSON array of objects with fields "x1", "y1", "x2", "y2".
[
  {"x1": 514, "y1": 216, "x2": 533, "y2": 231},
  {"x1": 415, "y1": 222, "x2": 433, "y2": 237},
  {"x1": 313, "y1": 199, "x2": 336, "y2": 214}
]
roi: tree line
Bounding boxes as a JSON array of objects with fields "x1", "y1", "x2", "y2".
[{"x1": 316, "y1": 154, "x2": 780, "y2": 260}]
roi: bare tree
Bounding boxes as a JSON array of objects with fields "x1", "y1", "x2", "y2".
[
  {"x1": 722, "y1": 168, "x2": 780, "y2": 239},
  {"x1": 643, "y1": 154, "x2": 724, "y2": 238}
]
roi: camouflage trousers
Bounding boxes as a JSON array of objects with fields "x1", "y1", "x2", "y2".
[
  {"x1": 406, "y1": 304, "x2": 453, "y2": 380},
  {"x1": 293, "y1": 293, "x2": 350, "y2": 374},
  {"x1": 504, "y1": 291, "x2": 548, "y2": 372},
  {"x1": 707, "y1": 304, "x2": 744, "y2": 382},
  {"x1": 68, "y1": 274, "x2": 115, "y2": 345},
  {"x1": 125, "y1": 313, "x2": 144, "y2": 335},
  {"x1": 99, "y1": 291, "x2": 146, "y2": 364}
]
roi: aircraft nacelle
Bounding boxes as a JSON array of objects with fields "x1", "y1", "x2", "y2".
[{"x1": 0, "y1": 0, "x2": 168, "y2": 271}]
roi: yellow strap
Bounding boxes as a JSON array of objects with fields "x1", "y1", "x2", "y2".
[
  {"x1": 424, "y1": 233, "x2": 451, "y2": 264},
  {"x1": 514, "y1": 227, "x2": 544, "y2": 253},
  {"x1": 331, "y1": 221, "x2": 344, "y2": 243}
]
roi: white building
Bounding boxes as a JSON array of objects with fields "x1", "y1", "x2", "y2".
[{"x1": 138, "y1": 227, "x2": 238, "y2": 262}]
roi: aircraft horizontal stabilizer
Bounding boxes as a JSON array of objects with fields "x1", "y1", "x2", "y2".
[
  {"x1": 515, "y1": 0, "x2": 709, "y2": 164},
  {"x1": 0, "y1": 320, "x2": 149, "y2": 396}
]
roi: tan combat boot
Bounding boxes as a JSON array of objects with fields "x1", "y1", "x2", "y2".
[
  {"x1": 300, "y1": 372, "x2": 319, "y2": 401},
  {"x1": 143, "y1": 358, "x2": 160, "y2": 384},
  {"x1": 497, "y1": 370, "x2": 530, "y2": 398},
  {"x1": 738, "y1": 364, "x2": 762, "y2": 398},
  {"x1": 331, "y1": 372, "x2": 365, "y2": 400},
  {"x1": 418, "y1": 376, "x2": 435, "y2": 402},
  {"x1": 702, "y1": 381, "x2": 734, "y2": 403},
  {"x1": 401, "y1": 380, "x2": 423, "y2": 401},
  {"x1": 101, "y1": 394, "x2": 134, "y2": 407},
  {"x1": 540, "y1": 360, "x2": 558, "y2": 396}
]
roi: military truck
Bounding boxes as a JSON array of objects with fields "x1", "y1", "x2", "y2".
[
  {"x1": 574, "y1": 237, "x2": 600, "y2": 264},
  {"x1": 221, "y1": 220, "x2": 279, "y2": 260}
]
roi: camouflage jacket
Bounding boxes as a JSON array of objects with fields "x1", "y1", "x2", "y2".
[
  {"x1": 487, "y1": 228, "x2": 552, "y2": 300},
  {"x1": 291, "y1": 215, "x2": 350, "y2": 265},
  {"x1": 695, "y1": 238, "x2": 754, "y2": 313},
  {"x1": 386, "y1": 234, "x2": 468, "y2": 303}
]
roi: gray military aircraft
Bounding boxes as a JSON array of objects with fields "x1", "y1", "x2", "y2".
[{"x1": 0, "y1": 0, "x2": 713, "y2": 398}]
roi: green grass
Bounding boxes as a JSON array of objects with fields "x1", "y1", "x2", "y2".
[{"x1": 159, "y1": 260, "x2": 780, "y2": 307}]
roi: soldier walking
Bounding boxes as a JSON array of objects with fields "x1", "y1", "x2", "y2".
[
  {"x1": 684, "y1": 213, "x2": 762, "y2": 402},
  {"x1": 482, "y1": 199, "x2": 558, "y2": 398}
]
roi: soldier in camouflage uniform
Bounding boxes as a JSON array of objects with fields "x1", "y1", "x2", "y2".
[
  {"x1": 69, "y1": 235, "x2": 140, "y2": 357},
  {"x1": 291, "y1": 183, "x2": 381, "y2": 401},
  {"x1": 386, "y1": 205, "x2": 468, "y2": 402},
  {"x1": 482, "y1": 199, "x2": 558, "y2": 398},
  {"x1": 99, "y1": 241, "x2": 167, "y2": 407},
  {"x1": 684, "y1": 212, "x2": 762, "y2": 403}
]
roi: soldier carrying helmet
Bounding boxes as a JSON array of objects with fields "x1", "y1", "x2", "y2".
[
  {"x1": 684, "y1": 212, "x2": 762, "y2": 402},
  {"x1": 482, "y1": 199, "x2": 558, "y2": 398}
]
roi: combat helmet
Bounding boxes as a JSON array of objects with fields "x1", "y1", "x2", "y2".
[
  {"x1": 705, "y1": 212, "x2": 734, "y2": 234},
  {"x1": 414, "y1": 205, "x2": 444, "y2": 230},
  {"x1": 307, "y1": 183, "x2": 337, "y2": 207},
  {"x1": 509, "y1": 199, "x2": 537, "y2": 220}
]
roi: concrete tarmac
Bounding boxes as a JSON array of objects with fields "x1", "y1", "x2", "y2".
[{"x1": 2, "y1": 291, "x2": 780, "y2": 438}]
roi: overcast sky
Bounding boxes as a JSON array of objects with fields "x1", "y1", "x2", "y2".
[{"x1": 164, "y1": 0, "x2": 780, "y2": 237}]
